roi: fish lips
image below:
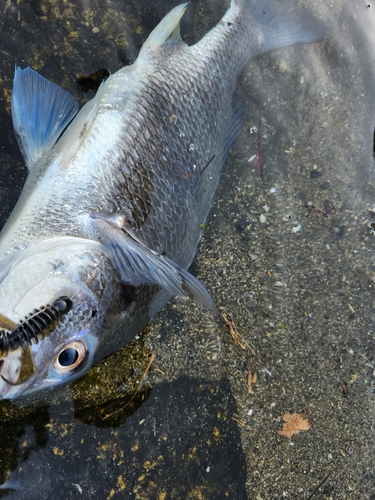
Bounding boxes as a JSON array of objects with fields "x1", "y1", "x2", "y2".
[{"x1": 0, "y1": 348, "x2": 28, "y2": 398}]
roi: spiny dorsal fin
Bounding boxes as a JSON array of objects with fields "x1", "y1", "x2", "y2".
[
  {"x1": 139, "y1": 3, "x2": 188, "y2": 54},
  {"x1": 11, "y1": 67, "x2": 79, "y2": 170}
]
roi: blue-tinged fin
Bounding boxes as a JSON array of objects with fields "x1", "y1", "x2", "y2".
[
  {"x1": 91, "y1": 214, "x2": 217, "y2": 313},
  {"x1": 11, "y1": 66, "x2": 79, "y2": 169},
  {"x1": 138, "y1": 3, "x2": 188, "y2": 55},
  {"x1": 233, "y1": 0, "x2": 324, "y2": 53}
]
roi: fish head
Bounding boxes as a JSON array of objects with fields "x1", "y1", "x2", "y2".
[{"x1": 0, "y1": 236, "x2": 116, "y2": 399}]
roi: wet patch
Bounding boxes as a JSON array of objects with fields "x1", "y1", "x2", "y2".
[{"x1": 0, "y1": 378, "x2": 247, "y2": 499}]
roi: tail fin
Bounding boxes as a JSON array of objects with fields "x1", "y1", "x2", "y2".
[{"x1": 235, "y1": 0, "x2": 324, "y2": 53}]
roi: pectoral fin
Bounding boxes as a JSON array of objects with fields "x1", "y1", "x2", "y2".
[{"x1": 92, "y1": 214, "x2": 216, "y2": 313}]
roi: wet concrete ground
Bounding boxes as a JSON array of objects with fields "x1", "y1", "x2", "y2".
[{"x1": 0, "y1": 0, "x2": 375, "y2": 498}]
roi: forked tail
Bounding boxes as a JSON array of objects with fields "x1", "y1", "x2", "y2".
[{"x1": 231, "y1": 0, "x2": 324, "y2": 55}]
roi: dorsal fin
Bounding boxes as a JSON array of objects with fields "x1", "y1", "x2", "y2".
[
  {"x1": 138, "y1": 3, "x2": 188, "y2": 55},
  {"x1": 11, "y1": 67, "x2": 79, "y2": 170}
]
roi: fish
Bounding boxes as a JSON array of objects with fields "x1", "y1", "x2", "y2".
[{"x1": 0, "y1": 0, "x2": 323, "y2": 398}]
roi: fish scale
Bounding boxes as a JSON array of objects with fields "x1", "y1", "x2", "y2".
[{"x1": 100, "y1": 68, "x2": 234, "y2": 264}]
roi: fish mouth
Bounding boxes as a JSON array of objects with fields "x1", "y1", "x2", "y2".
[
  {"x1": 0, "y1": 309, "x2": 39, "y2": 398},
  {"x1": 0, "y1": 353, "x2": 22, "y2": 398},
  {"x1": 0, "y1": 296, "x2": 73, "y2": 398},
  {"x1": 0, "y1": 315, "x2": 21, "y2": 397},
  {"x1": 0, "y1": 343, "x2": 38, "y2": 398}
]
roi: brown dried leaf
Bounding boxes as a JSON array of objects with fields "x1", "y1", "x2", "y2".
[{"x1": 277, "y1": 412, "x2": 311, "y2": 438}]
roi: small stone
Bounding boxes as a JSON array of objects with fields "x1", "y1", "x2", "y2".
[
  {"x1": 279, "y1": 59, "x2": 287, "y2": 73},
  {"x1": 236, "y1": 219, "x2": 249, "y2": 232},
  {"x1": 260, "y1": 214, "x2": 266, "y2": 224},
  {"x1": 310, "y1": 170, "x2": 322, "y2": 179}
]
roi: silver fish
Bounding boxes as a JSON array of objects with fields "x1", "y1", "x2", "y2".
[{"x1": 0, "y1": 0, "x2": 323, "y2": 398}]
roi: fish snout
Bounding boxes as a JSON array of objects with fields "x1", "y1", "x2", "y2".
[
  {"x1": 0, "y1": 353, "x2": 23, "y2": 398},
  {"x1": 0, "y1": 336, "x2": 38, "y2": 398}
]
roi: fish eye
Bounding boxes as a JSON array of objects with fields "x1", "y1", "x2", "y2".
[
  {"x1": 53, "y1": 340, "x2": 88, "y2": 374},
  {"x1": 59, "y1": 348, "x2": 78, "y2": 366}
]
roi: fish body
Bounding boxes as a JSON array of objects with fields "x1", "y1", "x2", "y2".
[{"x1": 0, "y1": 0, "x2": 323, "y2": 398}]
